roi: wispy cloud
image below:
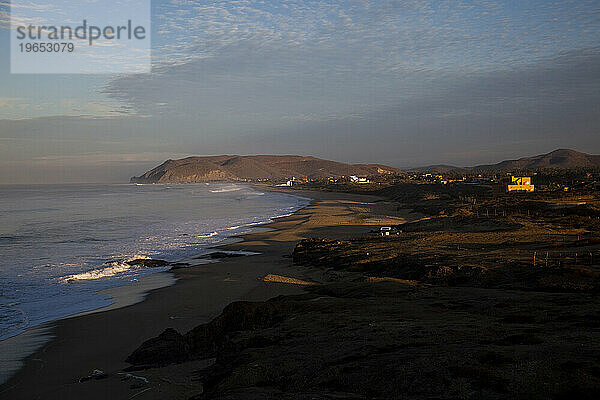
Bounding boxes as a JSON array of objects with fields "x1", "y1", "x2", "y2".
[
  {"x1": 0, "y1": 97, "x2": 25, "y2": 107},
  {"x1": 28, "y1": 151, "x2": 188, "y2": 167},
  {"x1": 106, "y1": 0, "x2": 600, "y2": 120},
  {"x1": 1, "y1": 0, "x2": 599, "y2": 182}
]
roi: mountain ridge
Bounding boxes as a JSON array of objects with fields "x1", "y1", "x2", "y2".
[
  {"x1": 131, "y1": 155, "x2": 399, "y2": 184},
  {"x1": 473, "y1": 149, "x2": 600, "y2": 170},
  {"x1": 410, "y1": 149, "x2": 600, "y2": 172}
]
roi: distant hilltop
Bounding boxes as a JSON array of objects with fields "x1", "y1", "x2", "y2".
[
  {"x1": 410, "y1": 149, "x2": 600, "y2": 173},
  {"x1": 473, "y1": 149, "x2": 600, "y2": 170},
  {"x1": 130, "y1": 155, "x2": 399, "y2": 184}
]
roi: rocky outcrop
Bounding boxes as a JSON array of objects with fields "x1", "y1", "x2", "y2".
[
  {"x1": 125, "y1": 328, "x2": 190, "y2": 367},
  {"x1": 126, "y1": 258, "x2": 170, "y2": 268},
  {"x1": 126, "y1": 300, "x2": 295, "y2": 368}
]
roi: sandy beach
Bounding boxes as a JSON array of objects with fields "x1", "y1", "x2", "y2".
[{"x1": 0, "y1": 189, "x2": 410, "y2": 400}]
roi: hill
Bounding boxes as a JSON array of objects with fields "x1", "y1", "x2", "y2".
[
  {"x1": 473, "y1": 149, "x2": 600, "y2": 170},
  {"x1": 131, "y1": 155, "x2": 400, "y2": 184},
  {"x1": 410, "y1": 149, "x2": 600, "y2": 173}
]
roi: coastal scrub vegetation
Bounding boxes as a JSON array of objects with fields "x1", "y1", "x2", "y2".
[{"x1": 126, "y1": 178, "x2": 600, "y2": 399}]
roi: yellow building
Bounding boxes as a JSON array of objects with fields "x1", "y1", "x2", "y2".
[{"x1": 507, "y1": 176, "x2": 534, "y2": 192}]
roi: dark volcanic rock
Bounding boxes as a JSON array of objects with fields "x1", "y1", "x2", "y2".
[
  {"x1": 126, "y1": 258, "x2": 170, "y2": 268},
  {"x1": 126, "y1": 301, "x2": 294, "y2": 369},
  {"x1": 126, "y1": 328, "x2": 190, "y2": 367}
]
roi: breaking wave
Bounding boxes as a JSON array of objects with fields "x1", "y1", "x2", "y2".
[
  {"x1": 198, "y1": 231, "x2": 219, "y2": 238},
  {"x1": 210, "y1": 185, "x2": 242, "y2": 193},
  {"x1": 61, "y1": 256, "x2": 153, "y2": 282}
]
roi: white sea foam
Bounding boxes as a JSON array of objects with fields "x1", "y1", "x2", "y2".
[
  {"x1": 198, "y1": 231, "x2": 219, "y2": 238},
  {"x1": 63, "y1": 263, "x2": 135, "y2": 282},
  {"x1": 61, "y1": 256, "x2": 153, "y2": 282},
  {"x1": 227, "y1": 225, "x2": 244, "y2": 230},
  {"x1": 210, "y1": 185, "x2": 242, "y2": 193}
]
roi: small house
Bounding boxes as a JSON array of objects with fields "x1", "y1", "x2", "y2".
[{"x1": 507, "y1": 176, "x2": 534, "y2": 192}]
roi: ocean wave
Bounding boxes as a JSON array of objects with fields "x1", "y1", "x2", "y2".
[
  {"x1": 62, "y1": 264, "x2": 135, "y2": 282},
  {"x1": 210, "y1": 186, "x2": 242, "y2": 193},
  {"x1": 198, "y1": 231, "x2": 219, "y2": 238},
  {"x1": 61, "y1": 255, "x2": 153, "y2": 282},
  {"x1": 0, "y1": 235, "x2": 22, "y2": 244},
  {"x1": 58, "y1": 237, "x2": 113, "y2": 244}
]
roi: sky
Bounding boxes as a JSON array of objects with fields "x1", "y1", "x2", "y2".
[{"x1": 0, "y1": 0, "x2": 599, "y2": 183}]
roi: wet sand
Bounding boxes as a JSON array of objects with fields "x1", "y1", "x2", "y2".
[{"x1": 0, "y1": 189, "x2": 410, "y2": 399}]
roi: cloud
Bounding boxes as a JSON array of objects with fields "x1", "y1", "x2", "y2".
[
  {"x1": 0, "y1": 1, "x2": 59, "y2": 29},
  {"x1": 28, "y1": 151, "x2": 188, "y2": 167},
  {"x1": 1, "y1": 0, "x2": 600, "y2": 182},
  {"x1": 218, "y1": 46, "x2": 600, "y2": 166},
  {"x1": 105, "y1": 0, "x2": 600, "y2": 119},
  {"x1": 0, "y1": 97, "x2": 25, "y2": 107}
]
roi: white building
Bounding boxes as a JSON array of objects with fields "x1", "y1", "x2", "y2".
[{"x1": 350, "y1": 175, "x2": 370, "y2": 184}]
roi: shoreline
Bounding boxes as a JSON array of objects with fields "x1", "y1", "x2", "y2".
[
  {"x1": 0, "y1": 183, "x2": 310, "y2": 341},
  {"x1": 0, "y1": 185, "x2": 312, "y2": 387},
  {"x1": 0, "y1": 272, "x2": 178, "y2": 386},
  {"x1": 0, "y1": 188, "x2": 411, "y2": 399}
]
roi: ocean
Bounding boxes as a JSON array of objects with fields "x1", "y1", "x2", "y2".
[{"x1": 0, "y1": 183, "x2": 309, "y2": 342}]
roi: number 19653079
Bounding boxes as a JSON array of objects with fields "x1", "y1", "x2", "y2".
[{"x1": 19, "y1": 42, "x2": 75, "y2": 52}]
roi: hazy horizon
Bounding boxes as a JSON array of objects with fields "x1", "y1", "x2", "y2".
[{"x1": 1, "y1": 1, "x2": 599, "y2": 184}]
